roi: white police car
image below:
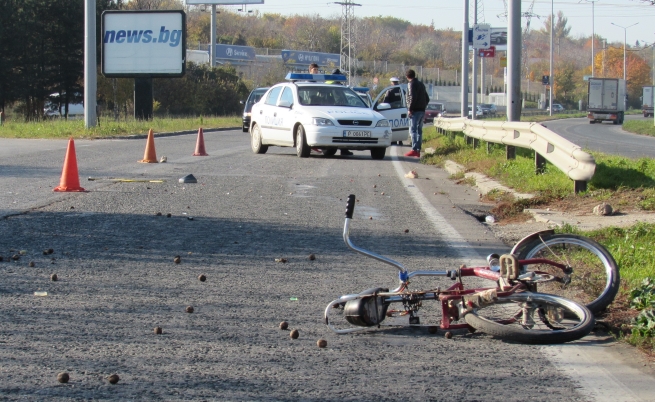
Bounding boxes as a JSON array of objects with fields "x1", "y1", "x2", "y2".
[{"x1": 249, "y1": 73, "x2": 392, "y2": 159}]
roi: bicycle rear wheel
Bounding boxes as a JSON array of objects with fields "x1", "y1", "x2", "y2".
[
  {"x1": 464, "y1": 292, "x2": 594, "y2": 344},
  {"x1": 517, "y1": 234, "x2": 619, "y2": 314}
]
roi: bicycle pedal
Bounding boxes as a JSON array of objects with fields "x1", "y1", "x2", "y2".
[{"x1": 499, "y1": 254, "x2": 519, "y2": 280}]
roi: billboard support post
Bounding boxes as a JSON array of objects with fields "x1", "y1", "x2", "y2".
[
  {"x1": 134, "y1": 78, "x2": 153, "y2": 120},
  {"x1": 84, "y1": 0, "x2": 97, "y2": 128}
]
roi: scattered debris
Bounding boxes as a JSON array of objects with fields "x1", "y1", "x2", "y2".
[
  {"x1": 34, "y1": 291, "x2": 47, "y2": 296},
  {"x1": 373, "y1": 185, "x2": 377, "y2": 188},
  {"x1": 381, "y1": 192, "x2": 385, "y2": 195},
  {"x1": 51, "y1": 274, "x2": 58, "y2": 281},
  {"x1": 445, "y1": 331, "x2": 453, "y2": 339},
  {"x1": 107, "y1": 374, "x2": 120, "y2": 384},
  {"x1": 593, "y1": 202, "x2": 613, "y2": 216},
  {"x1": 179, "y1": 174, "x2": 197, "y2": 184},
  {"x1": 404, "y1": 229, "x2": 409, "y2": 233},
  {"x1": 275, "y1": 258, "x2": 288, "y2": 263},
  {"x1": 173, "y1": 256, "x2": 181, "y2": 264},
  {"x1": 159, "y1": 156, "x2": 167, "y2": 163},
  {"x1": 186, "y1": 306, "x2": 194, "y2": 313},
  {"x1": 198, "y1": 274, "x2": 206, "y2": 282},
  {"x1": 485, "y1": 215, "x2": 496, "y2": 224},
  {"x1": 11, "y1": 254, "x2": 20, "y2": 261},
  {"x1": 317, "y1": 339, "x2": 327, "y2": 348},
  {"x1": 166, "y1": 213, "x2": 171, "y2": 218},
  {"x1": 28, "y1": 261, "x2": 35, "y2": 267},
  {"x1": 404, "y1": 170, "x2": 418, "y2": 179},
  {"x1": 57, "y1": 372, "x2": 69, "y2": 383},
  {"x1": 279, "y1": 321, "x2": 288, "y2": 330},
  {"x1": 155, "y1": 212, "x2": 162, "y2": 216},
  {"x1": 308, "y1": 254, "x2": 316, "y2": 261},
  {"x1": 290, "y1": 329, "x2": 299, "y2": 339},
  {"x1": 154, "y1": 327, "x2": 163, "y2": 335}
]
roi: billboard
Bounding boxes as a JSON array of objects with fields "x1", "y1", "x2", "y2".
[
  {"x1": 102, "y1": 10, "x2": 186, "y2": 78},
  {"x1": 210, "y1": 44, "x2": 257, "y2": 61},
  {"x1": 281, "y1": 50, "x2": 340, "y2": 67},
  {"x1": 186, "y1": 0, "x2": 263, "y2": 4}
]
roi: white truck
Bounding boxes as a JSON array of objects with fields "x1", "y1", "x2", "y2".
[
  {"x1": 642, "y1": 86, "x2": 654, "y2": 117},
  {"x1": 587, "y1": 78, "x2": 626, "y2": 125}
]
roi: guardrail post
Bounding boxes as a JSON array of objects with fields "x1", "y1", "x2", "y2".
[
  {"x1": 0, "y1": 111, "x2": 4, "y2": 126},
  {"x1": 465, "y1": 135, "x2": 472, "y2": 145},
  {"x1": 487, "y1": 142, "x2": 493, "y2": 154},
  {"x1": 535, "y1": 152, "x2": 546, "y2": 174},
  {"x1": 574, "y1": 180, "x2": 587, "y2": 194},
  {"x1": 506, "y1": 145, "x2": 516, "y2": 160},
  {"x1": 472, "y1": 138, "x2": 479, "y2": 149}
]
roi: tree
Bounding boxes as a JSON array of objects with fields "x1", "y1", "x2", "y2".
[{"x1": 539, "y1": 11, "x2": 571, "y2": 40}]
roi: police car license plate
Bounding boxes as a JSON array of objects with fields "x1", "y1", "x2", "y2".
[{"x1": 343, "y1": 130, "x2": 371, "y2": 137}]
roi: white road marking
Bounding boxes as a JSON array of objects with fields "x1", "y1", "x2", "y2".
[{"x1": 390, "y1": 146, "x2": 485, "y2": 266}]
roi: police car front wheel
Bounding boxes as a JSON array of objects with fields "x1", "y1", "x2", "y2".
[{"x1": 296, "y1": 125, "x2": 310, "y2": 158}]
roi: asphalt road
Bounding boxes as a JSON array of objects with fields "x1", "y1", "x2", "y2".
[
  {"x1": 542, "y1": 115, "x2": 655, "y2": 159},
  {"x1": 0, "y1": 130, "x2": 646, "y2": 400}
]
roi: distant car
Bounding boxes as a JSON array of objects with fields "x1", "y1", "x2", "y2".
[
  {"x1": 547, "y1": 103, "x2": 564, "y2": 113},
  {"x1": 351, "y1": 87, "x2": 373, "y2": 107},
  {"x1": 241, "y1": 87, "x2": 269, "y2": 132},
  {"x1": 479, "y1": 103, "x2": 497, "y2": 116},
  {"x1": 424, "y1": 102, "x2": 446, "y2": 123},
  {"x1": 44, "y1": 92, "x2": 84, "y2": 119},
  {"x1": 467, "y1": 105, "x2": 484, "y2": 118}
]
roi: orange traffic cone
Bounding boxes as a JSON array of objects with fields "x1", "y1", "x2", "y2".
[
  {"x1": 138, "y1": 129, "x2": 158, "y2": 163},
  {"x1": 54, "y1": 137, "x2": 85, "y2": 192},
  {"x1": 193, "y1": 127, "x2": 208, "y2": 156}
]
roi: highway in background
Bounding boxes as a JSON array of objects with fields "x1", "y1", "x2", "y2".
[{"x1": 543, "y1": 115, "x2": 655, "y2": 159}]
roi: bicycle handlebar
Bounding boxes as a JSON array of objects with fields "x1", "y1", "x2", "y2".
[{"x1": 345, "y1": 194, "x2": 356, "y2": 219}]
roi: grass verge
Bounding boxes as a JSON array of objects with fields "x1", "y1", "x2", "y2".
[
  {"x1": 0, "y1": 116, "x2": 241, "y2": 139},
  {"x1": 422, "y1": 125, "x2": 655, "y2": 352}
]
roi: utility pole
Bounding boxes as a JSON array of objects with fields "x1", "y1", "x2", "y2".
[
  {"x1": 461, "y1": 0, "x2": 469, "y2": 117},
  {"x1": 333, "y1": 1, "x2": 361, "y2": 85}
]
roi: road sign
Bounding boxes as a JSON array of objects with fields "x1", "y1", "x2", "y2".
[
  {"x1": 472, "y1": 23, "x2": 491, "y2": 49},
  {"x1": 542, "y1": 75, "x2": 550, "y2": 85},
  {"x1": 478, "y1": 46, "x2": 495, "y2": 58}
]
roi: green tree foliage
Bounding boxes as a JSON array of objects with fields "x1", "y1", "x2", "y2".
[
  {"x1": 152, "y1": 63, "x2": 249, "y2": 116},
  {"x1": 539, "y1": 11, "x2": 571, "y2": 40},
  {"x1": 0, "y1": 0, "x2": 122, "y2": 120}
]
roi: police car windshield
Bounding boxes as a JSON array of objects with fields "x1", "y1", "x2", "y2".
[{"x1": 297, "y1": 86, "x2": 368, "y2": 108}]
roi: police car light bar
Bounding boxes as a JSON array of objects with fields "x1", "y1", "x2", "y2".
[
  {"x1": 351, "y1": 87, "x2": 370, "y2": 93},
  {"x1": 285, "y1": 73, "x2": 348, "y2": 82}
]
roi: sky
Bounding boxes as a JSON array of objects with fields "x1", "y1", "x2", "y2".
[{"x1": 213, "y1": 0, "x2": 655, "y2": 46}]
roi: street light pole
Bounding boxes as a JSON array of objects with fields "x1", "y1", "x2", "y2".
[
  {"x1": 549, "y1": 0, "x2": 553, "y2": 116},
  {"x1": 583, "y1": 0, "x2": 598, "y2": 77},
  {"x1": 611, "y1": 22, "x2": 638, "y2": 81},
  {"x1": 611, "y1": 22, "x2": 638, "y2": 111}
]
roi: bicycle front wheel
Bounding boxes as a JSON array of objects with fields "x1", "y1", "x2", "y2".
[
  {"x1": 517, "y1": 234, "x2": 619, "y2": 314},
  {"x1": 464, "y1": 292, "x2": 594, "y2": 344}
]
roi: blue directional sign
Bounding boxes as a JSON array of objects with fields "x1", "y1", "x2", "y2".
[
  {"x1": 210, "y1": 44, "x2": 256, "y2": 61},
  {"x1": 473, "y1": 24, "x2": 491, "y2": 49},
  {"x1": 281, "y1": 50, "x2": 340, "y2": 67}
]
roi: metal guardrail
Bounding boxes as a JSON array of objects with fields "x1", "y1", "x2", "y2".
[{"x1": 434, "y1": 117, "x2": 596, "y2": 193}]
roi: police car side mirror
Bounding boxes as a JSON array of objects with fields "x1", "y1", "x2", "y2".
[
  {"x1": 377, "y1": 103, "x2": 391, "y2": 111},
  {"x1": 278, "y1": 99, "x2": 293, "y2": 108}
]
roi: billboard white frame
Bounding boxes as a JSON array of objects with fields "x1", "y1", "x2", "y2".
[{"x1": 102, "y1": 10, "x2": 186, "y2": 78}]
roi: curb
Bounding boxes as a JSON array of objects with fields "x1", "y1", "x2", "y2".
[{"x1": 103, "y1": 126, "x2": 240, "y2": 140}]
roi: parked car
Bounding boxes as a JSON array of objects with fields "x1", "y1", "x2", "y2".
[
  {"x1": 351, "y1": 87, "x2": 373, "y2": 107},
  {"x1": 241, "y1": 87, "x2": 269, "y2": 132},
  {"x1": 424, "y1": 102, "x2": 446, "y2": 123},
  {"x1": 467, "y1": 105, "x2": 484, "y2": 118},
  {"x1": 547, "y1": 103, "x2": 564, "y2": 113},
  {"x1": 249, "y1": 73, "x2": 391, "y2": 159},
  {"x1": 479, "y1": 103, "x2": 497, "y2": 116}
]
